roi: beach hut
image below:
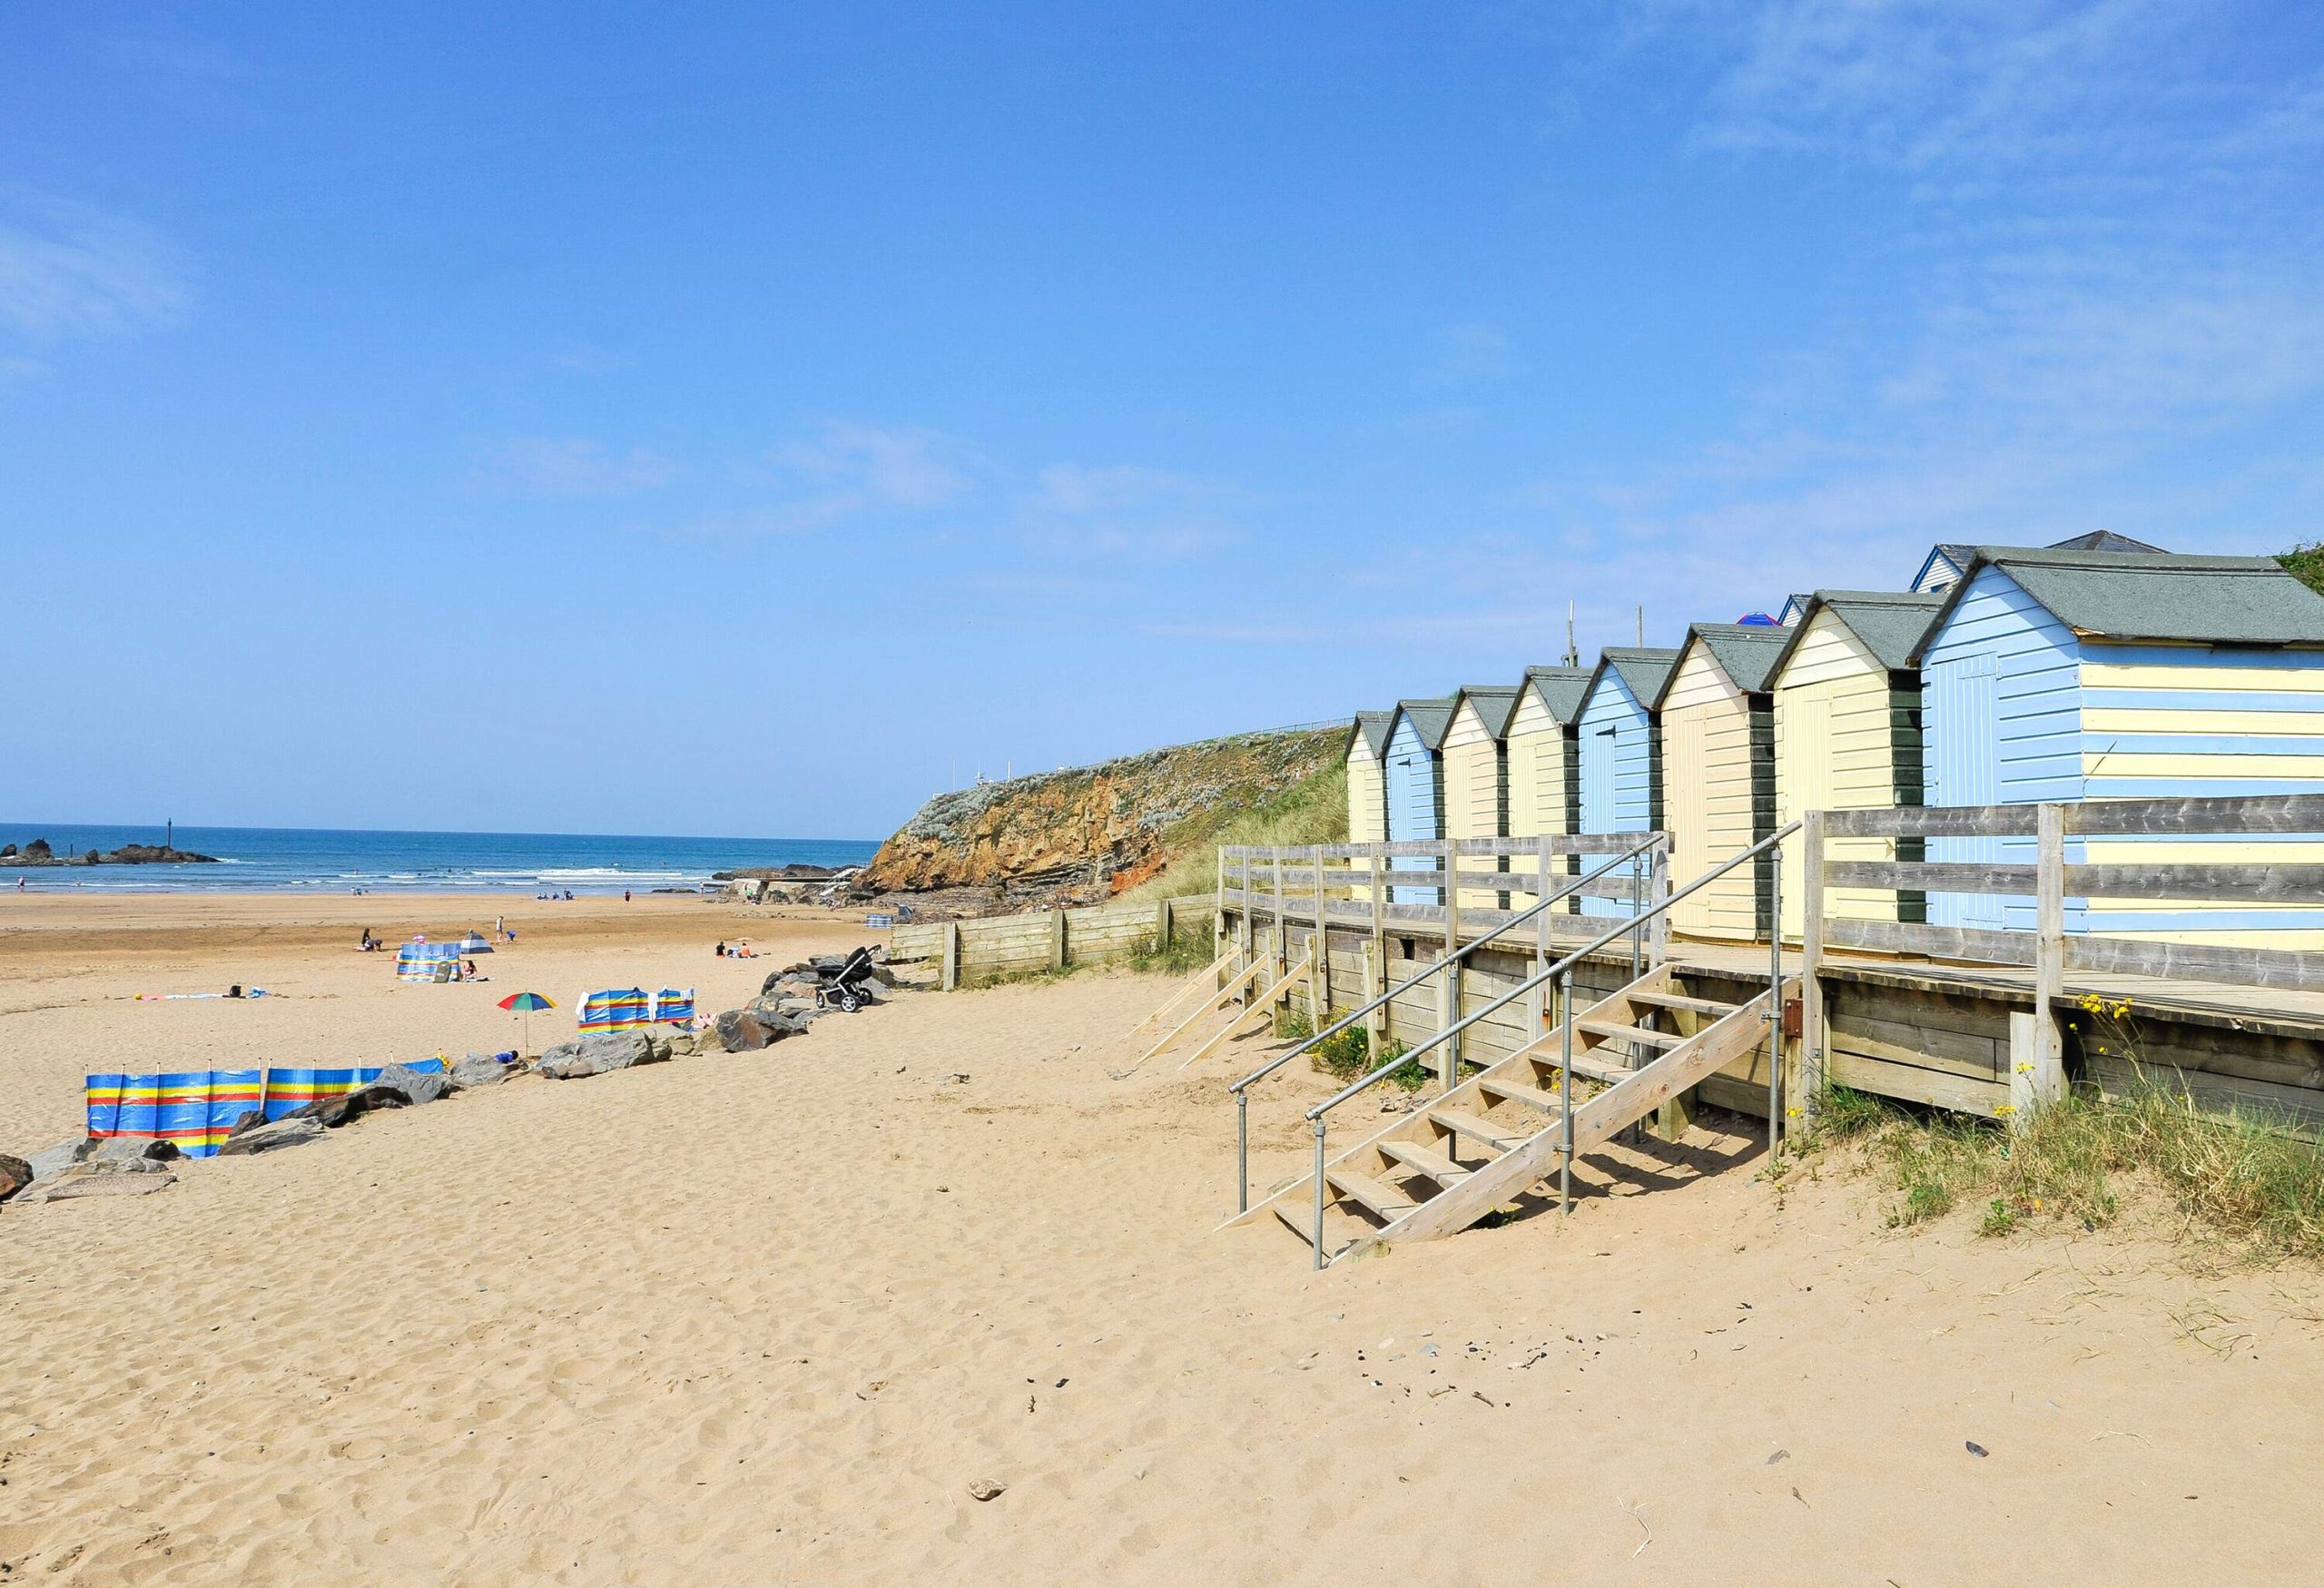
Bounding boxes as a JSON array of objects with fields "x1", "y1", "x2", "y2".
[
  {"x1": 1656, "y1": 624, "x2": 1790, "y2": 940},
  {"x1": 1344, "y1": 711, "x2": 1393, "y2": 848},
  {"x1": 1576, "y1": 648, "x2": 1679, "y2": 916},
  {"x1": 1916, "y1": 546, "x2": 2324, "y2": 942},
  {"x1": 1443, "y1": 685, "x2": 1521, "y2": 910},
  {"x1": 1384, "y1": 697, "x2": 1455, "y2": 906},
  {"x1": 1767, "y1": 589, "x2": 1946, "y2": 936},
  {"x1": 1505, "y1": 666, "x2": 1590, "y2": 846}
]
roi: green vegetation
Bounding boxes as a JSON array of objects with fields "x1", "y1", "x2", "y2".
[
  {"x1": 1128, "y1": 929, "x2": 1217, "y2": 977},
  {"x1": 1119, "y1": 761, "x2": 1349, "y2": 902},
  {"x1": 1805, "y1": 1074, "x2": 2324, "y2": 1260},
  {"x1": 1271, "y1": 1008, "x2": 1428, "y2": 1090},
  {"x1": 2280, "y1": 541, "x2": 2324, "y2": 596}
]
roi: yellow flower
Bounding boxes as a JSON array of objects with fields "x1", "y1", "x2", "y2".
[
  {"x1": 2111, "y1": 1001, "x2": 2131, "y2": 1019},
  {"x1": 1994, "y1": 1103, "x2": 2018, "y2": 1116},
  {"x1": 2015, "y1": 1061, "x2": 2034, "y2": 1074}
]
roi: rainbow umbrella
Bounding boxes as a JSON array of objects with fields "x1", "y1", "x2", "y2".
[{"x1": 497, "y1": 991, "x2": 556, "y2": 1054}]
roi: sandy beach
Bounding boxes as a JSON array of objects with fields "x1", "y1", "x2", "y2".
[{"x1": 5, "y1": 893, "x2": 2324, "y2": 1585}]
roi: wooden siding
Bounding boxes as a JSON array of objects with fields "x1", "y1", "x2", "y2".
[
  {"x1": 1345, "y1": 740, "x2": 1386, "y2": 903},
  {"x1": 1442, "y1": 698, "x2": 1512, "y2": 910},
  {"x1": 1923, "y1": 565, "x2": 2083, "y2": 933},
  {"x1": 1662, "y1": 645, "x2": 1765, "y2": 938},
  {"x1": 1504, "y1": 690, "x2": 1575, "y2": 840},
  {"x1": 1384, "y1": 712, "x2": 1443, "y2": 906},
  {"x1": 2078, "y1": 642, "x2": 2324, "y2": 946},
  {"x1": 1774, "y1": 609, "x2": 1915, "y2": 934},
  {"x1": 890, "y1": 897, "x2": 1216, "y2": 984}
]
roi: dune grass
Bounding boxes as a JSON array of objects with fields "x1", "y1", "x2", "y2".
[
  {"x1": 1119, "y1": 763, "x2": 1349, "y2": 902},
  {"x1": 1807, "y1": 1070, "x2": 2324, "y2": 1259}
]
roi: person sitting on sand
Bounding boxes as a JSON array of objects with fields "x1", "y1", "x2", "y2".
[
  {"x1": 714, "y1": 941, "x2": 726, "y2": 958},
  {"x1": 360, "y1": 929, "x2": 377, "y2": 952}
]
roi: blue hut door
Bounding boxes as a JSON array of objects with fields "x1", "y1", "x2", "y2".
[{"x1": 1928, "y1": 652, "x2": 2003, "y2": 930}]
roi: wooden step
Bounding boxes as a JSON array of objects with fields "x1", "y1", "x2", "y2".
[
  {"x1": 1430, "y1": 1108, "x2": 1533, "y2": 1152},
  {"x1": 1325, "y1": 1167, "x2": 1418, "y2": 1224},
  {"x1": 1273, "y1": 1203, "x2": 1320, "y2": 1242},
  {"x1": 1625, "y1": 988, "x2": 1738, "y2": 1018},
  {"x1": 1476, "y1": 1074, "x2": 1563, "y2": 1114},
  {"x1": 1378, "y1": 1139, "x2": 1472, "y2": 1185},
  {"x1": 1576, "y1": 1019, "x2": 1686, "y2": 1050}
]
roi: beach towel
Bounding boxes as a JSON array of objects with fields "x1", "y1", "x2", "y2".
[
  {"x1": 577, "y1": 988, "x2": 650, "y2": 1032},
  {"x1": 86, "y1": 1069, "x2": 264, "y2": 1158},
  {"x1": 258, "y1": 1057, "x2": 448, "y2": 1121},
  {"x1": 650, "y1": 987, "x2": 695, "y2": 1025}
]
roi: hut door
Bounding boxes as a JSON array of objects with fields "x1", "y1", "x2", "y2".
[{"x1": 1927, "y1": 653, "x2": 2003, "y2": 930}]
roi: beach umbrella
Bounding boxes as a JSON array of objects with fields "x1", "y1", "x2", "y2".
[{"x1": 497, "y1": 991, "x2": 555, "y2": 1053}]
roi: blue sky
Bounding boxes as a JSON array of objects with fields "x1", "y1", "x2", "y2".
[{"x1": 5, "y1": 3, "x2": 2322, "y2": 839}]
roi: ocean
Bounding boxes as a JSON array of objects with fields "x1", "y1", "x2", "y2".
[{"x1": 0, "y1": 824, "x2": 881, "y2": 895}]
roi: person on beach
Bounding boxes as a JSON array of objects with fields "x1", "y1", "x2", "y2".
[{"x1": 624, "y1": 889, "x2": 632, "y2": 903}]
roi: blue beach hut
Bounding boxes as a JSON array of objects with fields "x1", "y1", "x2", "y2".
[
  {"x1": 1384, "y1": 698, "x2": 1455, "y2": 906},
  {"x1": 1917, "y1": 546, "x2": 2324, "y2": 942},
  {"x1": 1576, "y1": 648, "x2": 1679, "y2": 916}
]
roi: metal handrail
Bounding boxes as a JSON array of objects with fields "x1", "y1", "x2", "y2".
[
  {"x1": 1228, "y1": 834, "x2": 1662, "y2": 1098},
  {"x1": 1276, "y1": 820, "x2": 1801, "y2": 1267}
]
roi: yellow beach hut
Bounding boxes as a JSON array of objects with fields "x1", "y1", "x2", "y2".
[
  {"x1": 1766, "y1": 589, "x2": 1946, "y2": 936},
  {"x1": 1506, "y1": 666, "x2": 1590, "y2": 843},
  {"x1": 1654, "y1": 624, "x2": 1790, "y2": 940},
  {"x1": 1443, "y1": 685, "x2": 1521, "y2": 910},
  {"x1": 1344, "y1": 710, "x2": 1394, "y2": 848}
]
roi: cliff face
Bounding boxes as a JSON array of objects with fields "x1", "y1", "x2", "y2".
[{"x1": 863, "y1": 726, "x2": 1341, "y2": 894}]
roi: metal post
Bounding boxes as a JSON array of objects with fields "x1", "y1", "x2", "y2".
[
  {"x1": 1311, "y1": 1119, "x2": 1328, "y2": 1270},
  {"x1": 1768, "y1": 840, "x2": 1784, "y2": 1154},
  {"x1": 1559, "y1": 970, "x2": 1575, "y2": 1216},
  {"x1": 1236, "y1": 1091, "x2": 1249, "y2": 1214}
]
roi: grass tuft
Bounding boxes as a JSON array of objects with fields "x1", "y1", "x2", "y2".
[{"x1": 1804, "y1": 1070, "x2": 2324, "y2": 1259}]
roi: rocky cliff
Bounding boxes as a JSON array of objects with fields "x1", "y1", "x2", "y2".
[{"x1": 863, "y1": 725, "x2": 1343, "y2": 895}]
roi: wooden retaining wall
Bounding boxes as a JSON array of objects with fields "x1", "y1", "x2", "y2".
[{"x1": 889, "y1": 895, "x2": 1216, "y2": 988}]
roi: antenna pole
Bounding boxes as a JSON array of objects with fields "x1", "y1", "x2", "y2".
[
  {"x1": 1636, "y1": 605, "x2": 1644, "y2": 646},
  {"x1": 1564, "y1": 600, "x2": 1578, "y2": 668}
]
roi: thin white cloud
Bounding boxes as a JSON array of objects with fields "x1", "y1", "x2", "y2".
[
  {"x1": 769, "y1": 420, "x2": 972, "y2": 509},
  {"x1": 0, "y1": 188, "x2": 189, "y2": 344},
  {"x1": 473, "y1": 437, "x2": 681, "y2": 498},
  {"x1": 1022, "y1": 464, "x2": 1245, "y2": 560}
]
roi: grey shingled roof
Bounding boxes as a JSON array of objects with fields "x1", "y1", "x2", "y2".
[
  {"x1": 1393, "y1": 697, "x2": 1457, "y2": 752},
  {"x1": 1453, "y1": 684, "x2": 1521, "y2": 740},
  {"x1": 1670, "y1": 622, "x2": 1790, "y2": 702},
  {"x1": 1349, "y1": 709, "x2": 1395, "y2": 761},
  {"x1": 1929, "y1": 547, "x2": 2324, "y2": 649},
  {"x1": 1521, "y1": 665, "x2": 1591, "y2": 726},
  {"x1": 2047, "y1": 529, "x2": 2164, "y2": 556},
  {"x1": 1588, "y1": 647, "x2": 1680, "y2": 715},
  {"x1": 1780, "y1": 589, "x2": 1947, "y2": 674}
]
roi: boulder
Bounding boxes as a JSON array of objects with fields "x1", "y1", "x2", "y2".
[
  {"x1": 26, "y1": 1138, "x2": 97, "y2": 1180},
  {"x1": 370, "y1": 1063, "x2": 449, "y2": 1105},
  {"x1": 645, "y1": 1028, "x2": 673, "y2": 1064},
  {"x1": 91, "y1": 1136, "x2": 181, "y2": 1166},
  {"x1": 449, "y1": 1053, "x2": 517, "y2": 1089},
  {"x1": 217, "y1": 1117, "x2": 325, "y2": 1156},
  {"x1": 714, "y1": 1010, "x2": 768, "y2": 1052},
  {"x1": 667, "y1": 1031, "x2": 697, "y2": 1057},
  {"x1": 0, "y1": 1153, "x2": 30, "y2": 1204},
  {"x1": 538, "y1": 1028, "x2": 659, "y2": 1080},
  {"x1": 286, "y1": 1085, "x2": 409, "y2": 1129}
]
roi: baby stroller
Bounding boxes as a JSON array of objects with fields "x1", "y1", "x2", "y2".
[{"x1": 816, "y1": 947, "x2": 881, "y2": 1013}]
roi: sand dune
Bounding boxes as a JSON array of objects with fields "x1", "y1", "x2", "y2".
[{"x1": 4, "y1": 897, "x2": 2322, "y2": 1583}]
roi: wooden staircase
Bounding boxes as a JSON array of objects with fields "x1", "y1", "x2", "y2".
[{"x1": 1226, "y1": 964, "x2": 1789, "y2": 1264}]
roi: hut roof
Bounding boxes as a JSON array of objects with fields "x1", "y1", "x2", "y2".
[
  {"x1": 1776, "y1": 589, "x2": 1947, "y2": 675},
  {"x1": 1452, "y1": 684, "x2": 1521, "y2": 740},
  {"x1": 1393, "y1": 697, "x2": 1458, "y2": 751},
  {"x1": 1587, "y1": 647, "x2": 1681, "y2": 714},
  {"x1": 1920, "y1": 547, "x2": 2324, "y2": 652},
  {"x1": 1348, "y1": 710, "x2": 1396, "y2": 760},
  {"x1": 1914, "y1": 530, "x2": 2168, "y2": 594},
  {"x1": 1660, "y1": 623, "x2": 1789, "y2": 705},
  {"x1": 1521, "y1": 665, "x2": 1591, "y2": 726}
]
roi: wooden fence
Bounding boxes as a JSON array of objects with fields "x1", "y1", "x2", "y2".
[{"x1": 889, "y1": 894, "x2": 1216, "y2": 989}]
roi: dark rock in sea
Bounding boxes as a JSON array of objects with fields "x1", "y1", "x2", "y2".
[
  {"x1": 538, "y1": 1029, "x2": 659, "y2": 1079},
  {"x1": 0, "y1": 1154, "x2": 31, "y2": 1203},
  {"x1": 370, "y1": 1063, "x2": 449, "y2": 1105},
  {"x1": 218, "y1": 1117, "x2": 325, "y2": 1155},
  {"x1": 0, "y1": 838, "x2": 220, "y2": 868},
  {"x1": 22, "y1": 838, "x2": 51, "y2": 861}
]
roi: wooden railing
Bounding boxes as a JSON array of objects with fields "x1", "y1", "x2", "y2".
[{"x1": 1798, "y1": 793, "x2": 2324, "y2": 1122}]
